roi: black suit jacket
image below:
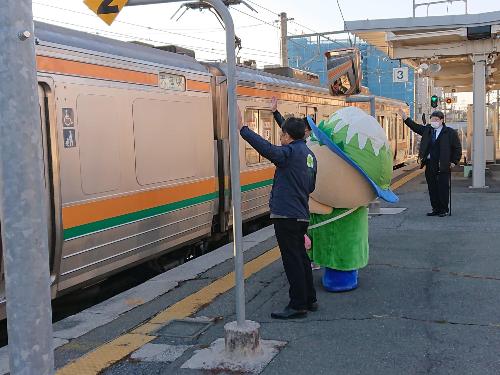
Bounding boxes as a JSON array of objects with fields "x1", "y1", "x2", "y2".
[{"x1": 404, "y1": 118, "x2": 462, "y2": 171}]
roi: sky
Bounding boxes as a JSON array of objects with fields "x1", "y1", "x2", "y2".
[{"x1": 32, "y1": 0, "x2": 500, "y2": 105}]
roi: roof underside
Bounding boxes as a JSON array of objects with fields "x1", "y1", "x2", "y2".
[{"x1": 346, "y1": 12, "x2": 500, "y2": 92}]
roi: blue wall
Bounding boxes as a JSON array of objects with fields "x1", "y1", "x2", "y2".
[{"x1": 288, "y1": 38, "x2": 415, "y2": 117}]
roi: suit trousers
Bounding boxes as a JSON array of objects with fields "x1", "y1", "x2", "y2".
[
  {"x1": 425, "y1": 162, "x2": 450, "y2": 213},
  {"x1": 273, "y1": 219, "x2": 317, "y2": 310}
]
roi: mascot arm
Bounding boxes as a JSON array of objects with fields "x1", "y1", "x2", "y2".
[{"x1": 240, "y1": 126, "x2": 289, "y2": 167}]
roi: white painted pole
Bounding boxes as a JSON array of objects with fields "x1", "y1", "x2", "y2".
[
  {"x1": 472, "y1": 54, "x2": 487, "y2": 188},
  {"x1": 0, "y1": 2, "x2": 55, "y2": 374}
]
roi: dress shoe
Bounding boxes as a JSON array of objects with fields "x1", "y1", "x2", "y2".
[
  {"x1": 438, "y1": 211, "x2": 448, "y2": 217},
  {"x1": 426, "y1": 211, "x2": 439, "y2": 216},
  {"x1": 271, "y1": 306, "x2": 307, "y2": 320},
  {"x1": 307, "y1": 302, "x2": 319, "y2": 312}
]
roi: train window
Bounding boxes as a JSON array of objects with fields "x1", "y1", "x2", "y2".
[
  {"x1": 300, "y1": 106, "x2": 317, "y2": 123},
  {"x1": 77, "y1": 94, "x2": 121, "y2": 195},
  {"x1": 245, "y1": 109, "x2": 275, "y2": 165},
  {"x1": 133, "y1": 97, "x2": 210, "y2": 185}
]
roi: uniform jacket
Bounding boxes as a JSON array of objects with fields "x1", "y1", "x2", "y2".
[
  {"x1": 404, "y1": 118, "x2": 462, "y2": 171},
  {"x1": 240, "y1": 126, "x2": 317, "y2": 220}
]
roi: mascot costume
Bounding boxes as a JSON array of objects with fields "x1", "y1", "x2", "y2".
[{"x1": 306, "y1": 106, "x2": 398, "y2": 292}]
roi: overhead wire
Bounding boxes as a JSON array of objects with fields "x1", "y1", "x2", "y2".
[
  {"x1": 33, "y1": 16, "x2": 279, "y2": 65},
  {"x1": 336, "y1": 0, "x2": 353, "y2": 46},
  {"x1": 32, "y1": 1, "x2": 280, "y2": 57}
]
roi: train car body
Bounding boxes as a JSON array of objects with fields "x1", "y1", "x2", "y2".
[{"x1": 0, "y1": 22, "x2": 410, "y2": 318}]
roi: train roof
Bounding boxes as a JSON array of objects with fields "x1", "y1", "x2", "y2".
[
  {"x1": 34, "y1": 22, "x2": 209, "y2": 74},
  {"x1": 212, "y1": 63, "x2": 331, "y2": 95}
]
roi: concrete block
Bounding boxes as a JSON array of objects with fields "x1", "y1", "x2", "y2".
[
  {"x1": 181, "y1": 337, "x2": 286, "y2": 374},
  {"x1": 130, "y1": 343, "x2": 191, "y2": 363}
]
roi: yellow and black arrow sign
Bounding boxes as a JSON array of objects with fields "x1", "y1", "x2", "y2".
[{"x1": 84, "y1": 0, "x2": 129, "y2": 25}]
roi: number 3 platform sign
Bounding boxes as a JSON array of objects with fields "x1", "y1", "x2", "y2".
[
  {"x1": 84, "y1": 0, "x2": 129, "y2": 25},
  {"x1": 393, "y1": 67, "x2": 409, "y2": 83}
]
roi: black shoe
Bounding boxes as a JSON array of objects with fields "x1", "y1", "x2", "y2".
[
  {"x1": 438, "y1": 211, "x2": 448, "y2": 217},
  {"x1": 427, "y1": 211, "x2": 439, "y2": 216},
  {"x1": 271, "y1": 306, "x2": 307, "y2": 320},
  {"x1": 307, "y1": 302, "x2": 319, "y2": 312}
]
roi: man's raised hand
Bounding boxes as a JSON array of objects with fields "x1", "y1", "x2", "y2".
[
  {"x1": 271, "y1": 96, "x2": 278, "y2": 112},
  {"x1": 397, "y1": 108, "x2": 408, "y2": 121}
]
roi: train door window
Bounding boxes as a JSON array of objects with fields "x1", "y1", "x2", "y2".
[
  {"x1": 259, "y1": 110, "x2": 274, "y2": 144},
  {"x1": 245, "y1": 109, "x2": 275, "y2": 165},
  {"x1": 133, "y1": 98, "x2": 210, "y2": 185},
  {"x1": 77, "y1": 94, "x2": 121, "y2": 195},
  {"x1": 244, "y1": 109, "x2": 260, "y2": 165}
]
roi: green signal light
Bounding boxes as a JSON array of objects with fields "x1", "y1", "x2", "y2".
[{"x1": 431, "y1": 95, "x2": 439, "y2": 108}]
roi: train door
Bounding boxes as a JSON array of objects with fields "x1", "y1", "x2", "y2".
[
  {"x1": 395, "y1": 114, "x2": 407, "y2": 165},
  {"x1": 0, "y1": 84, "x2": 56, "y2": 317},
  {"x1": 37, "y1": 84, "x2": 56, "y2": 274}
]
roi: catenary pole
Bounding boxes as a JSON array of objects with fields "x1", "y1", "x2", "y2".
[{"x1": 0, "y1": 1, "x2": 55, "y2": 374}]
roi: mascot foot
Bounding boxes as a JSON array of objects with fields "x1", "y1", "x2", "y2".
[{"x1": 322, "y1": 268, "x2": 358, "y2": 292}]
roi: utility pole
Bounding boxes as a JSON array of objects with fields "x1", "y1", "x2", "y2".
[
  {"x1": 0, "y1": 2, "x2": 55, "y2": 374},
  {"x1": 279, "y1": 12, "x2": 292, "y2": 67}
]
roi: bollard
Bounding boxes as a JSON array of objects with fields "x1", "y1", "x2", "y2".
[{"x1": 224, "y1": 321, "x2": 262, "y2": 358}]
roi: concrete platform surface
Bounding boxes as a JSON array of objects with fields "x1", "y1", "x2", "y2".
[{"x1": 4, "y1": 167, "x2": 500, "y2": 375}]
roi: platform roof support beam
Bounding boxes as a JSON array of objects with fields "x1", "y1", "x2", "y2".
[{"x1": 472, "y1": 54, "x2": 487, "y2": 188}]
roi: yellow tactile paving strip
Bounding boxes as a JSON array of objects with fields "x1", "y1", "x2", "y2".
[
  {"x1": 56, "y1": 248, "x2": 281, "y2": 374},
  {"x1": 391, "y1": 168, "x2": 424, "y2": 190},
  {"x1": 56, "y1": 168, "x2": 422, "y2": 374}
]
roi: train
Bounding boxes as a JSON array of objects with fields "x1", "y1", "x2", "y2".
[{"x1": 0, "y1": 22, "x2": 411, "y2": 318}]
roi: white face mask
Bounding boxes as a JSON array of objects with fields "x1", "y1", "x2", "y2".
[{"x1": 430, "y1": 121, "x2": 441, "y2": 129}]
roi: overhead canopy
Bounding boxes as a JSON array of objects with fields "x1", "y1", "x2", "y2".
[{"x1": 345, "y1": 11, "x2": 500, "y2": 92}]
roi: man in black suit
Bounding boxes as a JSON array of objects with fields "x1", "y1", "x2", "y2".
[{"x1": 398, "y1": 109, "x2": 462, "y2": 217}]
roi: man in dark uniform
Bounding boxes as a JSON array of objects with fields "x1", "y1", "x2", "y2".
[
  {"x1": 271, "y1": 96, "x2": 312, "y2": 138},
  {"x1": 238, "y1": 107, "x2": 318, "y2": 319},
  {"x1": 398, "y1": 109, "x2": 462, "y2": 217}
]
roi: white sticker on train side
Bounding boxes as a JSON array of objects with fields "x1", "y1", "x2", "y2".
[
  {"x1": 63, "y1": 129, "x2": 77, "y2": 148},
  {"x1": 159, "y1": 73, "x2": 186, "y2": 92},
  {"x1": 63, "y1": 108, "x2": 75, "y2": 128}
]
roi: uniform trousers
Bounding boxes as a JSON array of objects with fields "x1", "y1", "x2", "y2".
[
  {"x1": 273, "y1": 218, "x2": 317, "y2": 310},
  {"x1": 425, "y1": 161, "x2": 450, "y2": 213}
]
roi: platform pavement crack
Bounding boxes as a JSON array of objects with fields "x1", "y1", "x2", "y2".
[
  {"x1": 258, "y1": 314, "x2": 500, "y2": 329},
  {"x1": 368, "y1": 263, "x2": 500, "y2": 281}
]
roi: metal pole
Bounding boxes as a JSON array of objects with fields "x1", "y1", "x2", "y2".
[
  {"x1": 280, "y1": 12, "x2": 289, "y2": 68},
  {"x1": 472, "y1": 54, "x2": 487, "y2": 188},
  {"x1": 205, "y1": 0, "x2": 247, "y2": 327},
  {"x1": 127, "y1": 0, "x2": 245, "y2": 326},
  {"x1": 0, "y1": 2, "x2": 55, "y2": 374},
  {"x1": 346, "y1": 95, "x2": 376, "y2": 117}
]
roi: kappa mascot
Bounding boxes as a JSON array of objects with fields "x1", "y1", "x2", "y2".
[{"x1": 306, "y1": 106, "x2": 398, "y2": 292}]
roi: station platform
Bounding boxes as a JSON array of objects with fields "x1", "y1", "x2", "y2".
[{"x1": 3, "y1": 166, "x2": 500, "y2": 374}]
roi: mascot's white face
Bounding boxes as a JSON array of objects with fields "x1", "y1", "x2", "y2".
[{"x1": 308, "y1": 106, "x2": 393, "y2": 212}]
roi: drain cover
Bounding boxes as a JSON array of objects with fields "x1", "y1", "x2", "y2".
[{"x1": 155, "y1": 319, "x2": 213, "y2": 340}]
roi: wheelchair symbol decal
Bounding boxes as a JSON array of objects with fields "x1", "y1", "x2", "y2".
[{"x1": 63, "y1": 108, "x2": 75, "y2": 128}]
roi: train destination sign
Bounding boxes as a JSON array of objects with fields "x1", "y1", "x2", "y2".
[
  {"x1": 84, "y1": 0, "x2": 129, "y2": 25},
  {"x1": 159, "y1": 73, "x2": 186, "y2": 91}
]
